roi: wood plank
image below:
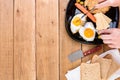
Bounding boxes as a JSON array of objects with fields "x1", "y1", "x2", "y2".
[
  {"x1": 36, "y1": 0, "x2": 59, "y2": 80},
  {"x1": 14, "y1": 0, "x2": 36, "y2": 80},
  {"x1": 60, "y1": 0, "x2": 81, "y2": 80},
  {"x1": 0, "y1": 0, "x2": 13, "y2": 80},
  {"x1": 103, "y1": 44, "x2": 111, "y2": 52}
]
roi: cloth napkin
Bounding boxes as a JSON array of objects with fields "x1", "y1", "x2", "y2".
[{"x1": 65, "y1": 49, "x2": 120, "y2": 80}]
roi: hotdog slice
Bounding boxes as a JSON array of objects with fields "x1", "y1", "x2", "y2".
[{"x1": 75, "y1": 3, "x2": 96, "y2": 23}]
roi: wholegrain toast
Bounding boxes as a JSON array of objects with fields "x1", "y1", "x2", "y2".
[
  {"x1": 81, "y1": 63, "x2": 101, "y2": 80},
  {"x1": 91, "y1": 55, "x2": 112, "y2": 79}
]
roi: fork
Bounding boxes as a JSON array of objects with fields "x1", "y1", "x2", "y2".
[{"x1": 81, "y1": 6, "x2": 96, "y2": 19}]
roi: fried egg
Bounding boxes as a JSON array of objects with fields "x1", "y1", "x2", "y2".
[
  {"x1": 70, "y1": 13, "x2": 86, "y2": 34},
  {"x1": 79, "y1": 22, "x2": 96, "y2": 41}
]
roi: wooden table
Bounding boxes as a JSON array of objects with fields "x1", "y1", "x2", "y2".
[{"x1": 0, "y1": 0, "x2": 119, "y2": 80}]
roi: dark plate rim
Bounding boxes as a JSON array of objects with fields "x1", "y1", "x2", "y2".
[{"x1": 65, "y1": 0, "x2": 119, "y2": 45}]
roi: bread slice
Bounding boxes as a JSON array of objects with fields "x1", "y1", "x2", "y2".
[
  {"x1": 104, "y1": 54, "x2": 112, "y2": 59},
  {"x1": 94, "y1": 13, "x2": 111, "y2": 30},
  {"x1": 81, "y1": 63, "x2": 101, "y2": 80},
  {"x1": 101, "y1": 13, "x2": 112, "y2": 24},
  {"x1": 108, "y1": 61, "x2": 120, "y2": 78},
  {"x1": 91, "y1": 55, "x2": 99, "y2": 62},
  {"x1": 91, "y1": 55, "x2": 112, "y2": 79},
  {"x1": 94, "y1": 13, "x2": 102, "y2": 30},
  {"x1": 104, "y1": 54, "x2": 120, "y2": 79}
]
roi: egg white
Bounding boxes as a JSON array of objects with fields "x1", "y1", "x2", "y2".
[
  {"x1": 70, "y1": 13, "x2": 86, "y2": 34},
  {"x1": 79, "y1": 22, "x2": 96, "y2": 41}
]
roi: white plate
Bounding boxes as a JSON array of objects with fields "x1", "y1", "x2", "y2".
[{"x1": 65, "y1": 49, "x2": 120, "y2": 80}]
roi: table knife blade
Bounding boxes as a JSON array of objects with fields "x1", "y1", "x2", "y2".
[{"x1": 68, "y1": 45, "x2": 102, "y2": 62}]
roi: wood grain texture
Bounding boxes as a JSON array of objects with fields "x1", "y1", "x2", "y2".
[
  {"x1": 0, "y1": 0, "x2": 13, "y2": 80},
  {"x1": 60, "y1": 0, "x2": 81, "y2": 80},
  {"x1": 0, "y1": 1, "x2": 119, "y2": 80},
  {"x1": 14, "y1": 0, "x2": 36, "y2": 80},
  {"x1": 103, "y1": 44, "x2": 111, "y2": 52},
  {"x1": 36, "y1": 0, "x2": 59, "y2": 80}
]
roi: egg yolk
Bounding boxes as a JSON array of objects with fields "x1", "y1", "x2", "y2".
[
  {"x1": 72, "y1": 17, "x2": 82, "y2": 26},
  {"x1": 84, "y1": 28, "x2": 94, "y2": 38}
]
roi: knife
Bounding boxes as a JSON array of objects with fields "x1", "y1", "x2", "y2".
[{"x1": 68, "y1": 45, "x2": 102, "y2": 62}]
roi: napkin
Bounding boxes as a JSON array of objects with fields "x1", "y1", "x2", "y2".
[{"x1": 65, "y1": 49, "x2": 120, "y2": 80}]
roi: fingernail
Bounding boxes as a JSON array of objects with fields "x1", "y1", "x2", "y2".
[
  {"x1": 97, "y1": 31, "x2": 101, "y2": 35},
  {"x1": 99, "y1": 35, "x2": 103, "y2": 39}
]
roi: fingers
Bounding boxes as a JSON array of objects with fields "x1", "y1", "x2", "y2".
[
  {"x1": 100, "y1": 34, "x2": 118, "y2": 48},
  {"x1": 98, "y1": 28, "x2": 120, "y2": 48},
  {"x1": 95, "y1": 0, "x2": 110, "y2": 8},
  {"x1": 102, "y1": 39, "x2": 114, "y2": 48},
  {"x1": 101, "y1": 35, "x2": 112, "y2": 44},
  {"x1": 100, "y1": 35, "x2": 112, "y2": 40},
  {"x1": 108, "y1": 44, "x2": 115, "y2": 48},
  {"x1": 98, "y1": 29, "x2": 112, "y2": 35},
  {"x1": 107, "y1": 44, "x2": 120, "y2": 49},
  {"x1": 103, "y1": 39, "x2": 112, "y2": 44},
  {"x1": 98, "y1": 29, "x2": 113, "y2": 47},
  {"x1": 101, "y1": 38, "x2": 115, "y2": 48}
]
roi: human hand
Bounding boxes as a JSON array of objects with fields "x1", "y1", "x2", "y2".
[
  {"x1": 98, "y1": 28, "x2": 120, "y2": 48},
  {"x1": 95, "y1": 0, "x2": 120, "y2": 8}
]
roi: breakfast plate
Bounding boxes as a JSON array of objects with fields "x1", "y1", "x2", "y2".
[{"x1": 65, "y1": 0, "x2": 119, "y2": 44}]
